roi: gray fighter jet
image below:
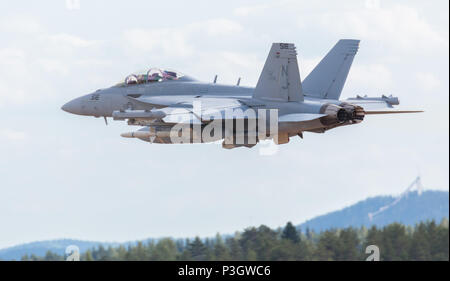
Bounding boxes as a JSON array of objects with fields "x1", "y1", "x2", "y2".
[{"x1": 62, "y1": 39, "x2": 421, "y2": 149}]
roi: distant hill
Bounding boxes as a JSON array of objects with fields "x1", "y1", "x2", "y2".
[
  {"x1": 299, "y1": 190, "x2": 449, "y2": 232},
  {"x1": 0, "y1": 239, "x2": 122, "y2": 261},
  {"x1": 1, "y1": 190, "x2": 447, "y2": 260}
]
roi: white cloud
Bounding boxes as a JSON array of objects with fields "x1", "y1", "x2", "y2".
[
  {"x1": 0, "y1": 48, "x2": 26, "y2": 60},
  {"x1": 299, "y1": 57, "x2": 321, "y2": 78},
  {"x1": 313, "y1": 4, "x2": 448, "y2": 54},
  {"x1": 232, "y1": 1, "x2": 448, "y2": 55},
  {"x1": 0, "y1": 16, "x2": 104, "y2": 106},
  {"x1": 47, "y1": 33, "x2": 99, "y2": 48},
  {"x1": 415, "y1": 72, "x2": 441, "y2": 92},
  {"x1": 0, "y1": 16, "x2": 42, "y2": 34},
  {"x1": 299, "y1": 57, "x2": 394, "y2": 95},
  {"x1": 0, "y1": 46, "x2": 59, "y2": 106},
  {"x1": 0, "y1": 129, "x2": 27, "y2": 141},
  {"x1": 58, "y1": 147, "x2": 80, "y2": 159},
  {"x1": 124, "y1": 28, "x2": 193, "y2": 57},
  {"x1": 233, "y1": 4, "x2": 270, "y2": 17},
  {"x1": 123, "y1": 18, "x2": 243, "y2": 58},
  {"x1": 349, "y1": 64, "x2": 393, "y2": 92},
  {"x1": 73, "y1": 59, "x2": 113, "y2": 67},
  {"x1": 197, "y1": 19, "x2": 243, "y2": 36},
  {"x1": 220, "y1": 51, "x2": 261, "y2": 69},
  {"x1": 0, "y1": 48, "x2": 33, "y2": 105},
  {"x1": 183, "y1": 51, "x2": 263, "y2": 86},
  {"x1": 36, "y1": 58, "x2": 70, "y2": 75}
]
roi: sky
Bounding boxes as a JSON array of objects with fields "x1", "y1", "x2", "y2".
[{"x1": 0, "y1": 0, "x2": 448, "y2": 249}]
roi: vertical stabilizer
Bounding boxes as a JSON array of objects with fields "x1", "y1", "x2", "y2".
[
  {"x1": 303, "y1": 39, "x2": 360, "y2": 100},
  {"x1": 253, "y1": 43, "x2": 303, "y2": 102}
]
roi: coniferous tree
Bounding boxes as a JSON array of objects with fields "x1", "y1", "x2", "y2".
[
  {"x1": 435, "y1": 221, "x2": 449, "y2": 260},
  {"x1": 382, "y1": 223, "x2": 409, "y2": 261},
  {"x1": 305, "y1": 227, "x2": 312, "y2": 240},
  {"x1": 151, "y1": 238, "x2": 177, "y2": 261},
  {"x1": 409, "y1": 222, "x2": 431, "y2": 260},
  {"x1": 188, "y1": 237, "x2": 207, "y2": 261},
  {"x1": 315, "y1": 230, "x2": 340, "y2": 261},
  {"x1": 83, "y1": 249, "x2": 94, "y2": 261},
  {"x1": 227, "y1": 237, "x2": 243, "y2": 260},
  {"x1": 281, "y1": 222, "x2": 300, "y2": 243},
  {"x1": 337, "y1": 228, "x2": 361, "y2": 261},
  {"x1": 213, "y1": 234, "x2": 230, "y2": 260},
  {"x1": 241, "y1": 225, "x2": 278, "y2": 261},
  {"x1": 19, "y1": 219, "x2": 449, "y2": 262},
  {"x1": 115, "y1": 245, "x2": 127, "y2": 260}
]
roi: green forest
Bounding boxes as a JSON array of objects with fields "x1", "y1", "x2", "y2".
[{"x1": 22, "y1": 220, "x2": 449, "y2": 261}]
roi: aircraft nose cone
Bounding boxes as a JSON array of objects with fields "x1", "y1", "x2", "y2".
[{"x1": 61, "y1": 98, "x2": 82, "y2": 115}]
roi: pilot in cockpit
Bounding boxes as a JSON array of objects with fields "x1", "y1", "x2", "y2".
[
  {"x1": 125, "y1": 75, "x2": 138, "y2": 85},
  {"x1": 121, "y1": 68, "x2": 182, "y2": 86},
  {"x1": 148, "y1": 72, "x2": 162, "y2": 82},
  {"x1": 137, "y1": 74, "x2": 147, "y2": 84},
  {"x1": 163, "y1": 70, "x2": 177, "y2": 80}
]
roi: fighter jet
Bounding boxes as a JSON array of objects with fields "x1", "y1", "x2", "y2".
[{"x1": 62, "y1": 39, "x2": 422, "y2": 149}]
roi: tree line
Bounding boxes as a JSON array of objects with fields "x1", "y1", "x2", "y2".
[{"x1": 21, "y1": 219, "x2": 449, "y2": 261}]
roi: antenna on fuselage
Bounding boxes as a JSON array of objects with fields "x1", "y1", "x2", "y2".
[
  {"x1": 213, "y1": 75, "x2": 218, "y2": 84},
  {"x1": 236, "y1": 77, "x2": 241, "y2": 86}
]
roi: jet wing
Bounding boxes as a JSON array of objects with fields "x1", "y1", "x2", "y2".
[
  {"x1": 124, "y1": 95, "x2": 332, "y2": 124},
  {"x1": 123, "y1": 95, "x2": 251, "y2": 124},
  {"x1": 157, "y1": 98, "x2": 326, "y2": 123},
  {"x1": 128, "y1": 95, "x2": 241, "y2": 109},
  {"x1": 129, "y1": 95, "x2": 195, "y2": 108},
  {"x1": 127, "y1": 95, "x2": 250, "y2": 122},
  {"x1": 159, "y1": 107, "x2": 202, "y2": 124}
]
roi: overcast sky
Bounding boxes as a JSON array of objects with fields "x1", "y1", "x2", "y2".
[{"x1": 0, "y1": 0, "x2": 448, "y2": 249}]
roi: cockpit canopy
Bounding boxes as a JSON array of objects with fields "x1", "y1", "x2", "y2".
[{"x1": 116, "y1": 68, "x2": 185, "y2": 87}]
